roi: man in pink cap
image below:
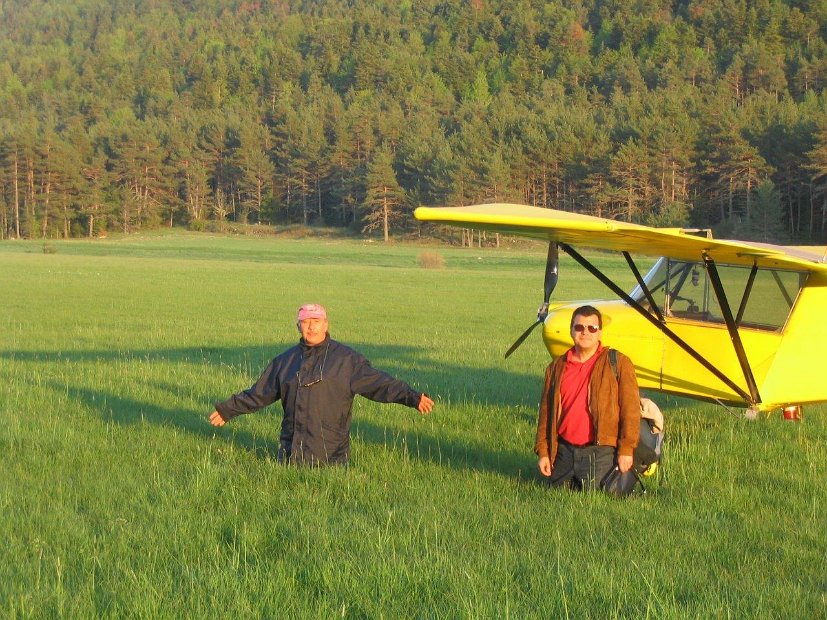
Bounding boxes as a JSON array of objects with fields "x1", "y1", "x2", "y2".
[{"x1": 209, "y1": 303, "x2": 434, "y2": 466}]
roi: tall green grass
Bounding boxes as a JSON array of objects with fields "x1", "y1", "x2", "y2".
[{"x1": 1, "y1": 234, "x2": 824, "y2": 618}]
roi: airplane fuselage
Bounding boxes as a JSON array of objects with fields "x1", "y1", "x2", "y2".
[{"x1": 542, "y1": 265, "x2": 827, "y2": 413}]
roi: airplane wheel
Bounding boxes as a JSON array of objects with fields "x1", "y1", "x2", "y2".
[{"x1": 744, "y1": 407, "x2": 759, "y2": 421}]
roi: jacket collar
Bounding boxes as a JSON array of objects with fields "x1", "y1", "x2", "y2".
[{"x1": 300, "y1": 333, "x2": 331, "y2": 352}]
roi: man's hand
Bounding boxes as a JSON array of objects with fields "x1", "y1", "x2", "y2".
[
  {"x1": 538, "y1": 456, "x2": 552, "y2": 477},
  {"x1": 617, "y1": 454, "x2": 633, "y2": 473},
  {"x1": 209, "y1": 410, "x2": 226, "y2": 427},
  {"x1": 417, "y1": 394, "x2": 434, "y2": 414}
]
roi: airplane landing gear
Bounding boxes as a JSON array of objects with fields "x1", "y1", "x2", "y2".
[{"x1": 782, "y1": 405, "x2": 802, "y2": 421}]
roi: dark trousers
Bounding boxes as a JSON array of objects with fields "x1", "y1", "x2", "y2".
[
  {"x1": 277, "y1": 439, "x2": 348, "y2": 467},
  {"x1": 547, "y1": 441, "x2": 616, "y2": 491},
  {"x1": 277, "y1": 439, "x2": 292, "y2": 463}
]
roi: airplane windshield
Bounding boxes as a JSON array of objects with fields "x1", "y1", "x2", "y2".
[{"x1": 631, "y1": 258, "x2": 805, "y2": 331}]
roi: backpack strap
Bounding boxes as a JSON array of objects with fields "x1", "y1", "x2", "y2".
[{"x1": 608, "y1": 348, "x2": 618, "y2": 380}]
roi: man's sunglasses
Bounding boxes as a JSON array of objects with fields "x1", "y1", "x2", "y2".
[{"x1": 573, "y1": 324, "x2": 600, "y2": 333}]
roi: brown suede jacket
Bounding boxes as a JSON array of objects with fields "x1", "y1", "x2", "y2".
[{"x1": 535, "y1": 347, "x2": 641, "y2": 471}]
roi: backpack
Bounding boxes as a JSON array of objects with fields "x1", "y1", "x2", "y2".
[
  {"x1": 601, "y1": 349, "x2": 665, "y2": 496},
  {"x1": 635, "y1": 397, "x2": 665, "y2": 476}
]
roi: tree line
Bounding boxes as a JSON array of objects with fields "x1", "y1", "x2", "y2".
[{"x1": 2, "y1": 0, "x2": 827, "y2": 243}]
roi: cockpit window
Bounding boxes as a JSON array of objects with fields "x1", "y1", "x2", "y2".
[{"x1": 630, "y1": 258, "x2": 805, "y2": 331}]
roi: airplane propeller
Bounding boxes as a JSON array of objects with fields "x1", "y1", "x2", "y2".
[{"x1": 504, "y1": 241, "x2": 558, "y2": 358}]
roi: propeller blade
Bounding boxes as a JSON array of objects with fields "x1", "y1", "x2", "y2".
[
  {"x1": 504, "y1": 241, "x2": 559, "y2": 358},
  {"x1": 504, "y1": 319, "x2": 541, "y2": 359},
  {"x1": 543, "y1": 241, "x2": 559, "y2": 301}
]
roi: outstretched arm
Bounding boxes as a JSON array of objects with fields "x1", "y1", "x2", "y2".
[
  {"x1": 210, "y1": 358, "x2": 284, "y2": 425},
  {"x1": 349, "y1": 355, "x2": 431, "y2": 412}
]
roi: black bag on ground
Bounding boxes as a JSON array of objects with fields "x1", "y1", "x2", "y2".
[
  {"x1": 600, "y1": 465, "x2": 638, "y2": 496},
  {"x1": 600, "y1": 406, "x2": 665, "y2": 497}
]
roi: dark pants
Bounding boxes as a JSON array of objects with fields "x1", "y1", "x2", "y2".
[
  {"x1": 277, "y1": 439, "x2": 348, "y2": 467},
  {"x1": 277, "y1": 439, "x2": 292, "y2": 463},
  {"x1": 547, "y1": 441, "x2": 616, "y2": 491}
]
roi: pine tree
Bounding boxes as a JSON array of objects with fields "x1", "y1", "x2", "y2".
[
  {"x1": 746, "y1": 179, "x2": 786, "y2": 242},
  {"x1": 805, "y1": 121, "x2": 827, "y2": 238},
  {"x1": 698, "y1": 108, "x2": 773, "y2": 227},
  {"x1": 234, "y1": 121, "x2": 275, "y2": 225},
  {"x1": 0, "y1": 120, "x2": 22, "y2": 238},
  {"x1": 361, "y1": 145, "x2": 405, "y2": 242},
  {"x1": 196, "y1": 114, "x2": 236, "y2": 222},
  {"x1": 607, "y1": 138, "x2": 652, "y2": 222}
]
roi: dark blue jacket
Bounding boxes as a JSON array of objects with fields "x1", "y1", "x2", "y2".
[{"x1": 214, "y1": 335, "x2": 422, "y2": 465}]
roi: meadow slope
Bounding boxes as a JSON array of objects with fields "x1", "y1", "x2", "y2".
[{"x1": 1, "y1": 233, "x2": 824, "y2": 618}]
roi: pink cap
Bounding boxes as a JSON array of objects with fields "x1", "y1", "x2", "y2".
[{"x1": 297, "y1": 303, "x2": 327, "y2": 321}]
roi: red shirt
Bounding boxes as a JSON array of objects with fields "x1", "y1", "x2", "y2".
[{"x1": 557, "y1": 344, "x2": 603, "y2": 446}]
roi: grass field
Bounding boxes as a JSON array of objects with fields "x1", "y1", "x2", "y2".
[{"x1": 1, "y1": 232, "x2": 825, "y2": 618}]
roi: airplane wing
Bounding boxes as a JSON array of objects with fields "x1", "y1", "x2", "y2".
[{"x1": 415, "y1": 203, "x2": 827, "y2": 272}]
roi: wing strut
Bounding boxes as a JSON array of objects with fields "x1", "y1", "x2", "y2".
[
  {"x1": 703, "y1": 254, "x2": 761, "y2": 404},
  {"x1": 735, "y1": 263, "x2": 758, "y2": 325},
  {"x1": 559, "y1": 243, "x2": 756, "y2": 406},
  {"x1": 623, "y1": 251, "x2": 663, "y2": 322}
]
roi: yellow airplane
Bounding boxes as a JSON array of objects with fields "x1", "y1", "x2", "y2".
[{"x1": 415, "y1": 203, "x2": 827, "y2": 417}]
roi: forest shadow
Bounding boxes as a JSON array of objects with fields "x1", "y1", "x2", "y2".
[
  {"x1": 5, "y1": 340, "x2": 545, "y2": 479},
  {"x1": 351, "y1": 417, "x2": 534, "y2": 480},
  {"x1": 1, "y1": 339, "x2": 544, "y2": 411}
]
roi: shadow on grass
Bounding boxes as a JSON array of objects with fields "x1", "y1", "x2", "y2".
[
  {"x1": 2, "y1": 340, "x2": 543, "y2": 410},
  {"x1": 42, "y1": 380, "x2": 285, "y2": 460},
  {"x1": 5, "y1": 341, "x2": 544, "y2": 479},
  {"x1": 351, "y1": 419, "x2": 535, "y2": 480}
]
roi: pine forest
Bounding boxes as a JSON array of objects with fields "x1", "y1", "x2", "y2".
[{"x1": 3, "y1": 0, "x2": 827, "y2": 243}]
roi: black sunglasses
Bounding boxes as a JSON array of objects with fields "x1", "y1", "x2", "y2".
[
  {"x1": 573, "y1": 324, "x2": 600, "y2": 333},
  {"x1": 297, "y1": 343, "x2": 330, "y2": 387}
]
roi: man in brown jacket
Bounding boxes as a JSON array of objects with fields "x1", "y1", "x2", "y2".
[{"x1": 535, "y1": 305, "x2": 640, "y2": 491}]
